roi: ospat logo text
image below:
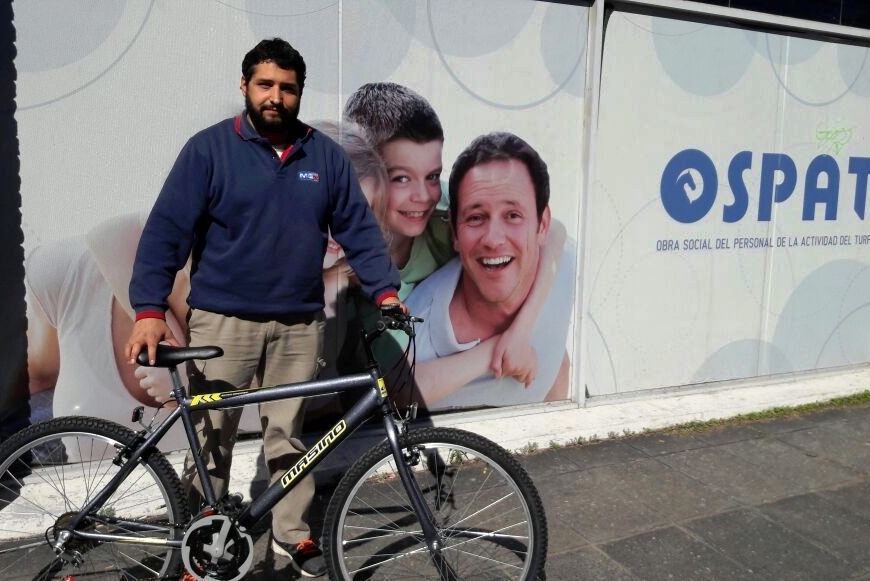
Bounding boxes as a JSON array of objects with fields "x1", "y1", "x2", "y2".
[{"x1": 660, "y1": 148, "x2": 870, "y2": 223}]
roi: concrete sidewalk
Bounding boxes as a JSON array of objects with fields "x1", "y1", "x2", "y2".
[
  {"x1": 236, "y1": 400, "x2": 870, "y2": 579},
  {"x1": 526, "y1": 403, "x2": 870, "y2": 580}
]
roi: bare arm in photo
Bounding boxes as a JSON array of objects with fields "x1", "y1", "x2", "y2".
[
  {"x1": 491, "y1": 217, "x2": 567, "y2": 385},
  {"x1": 25, "y1": 293, "x2": 59, "y2": 395}
]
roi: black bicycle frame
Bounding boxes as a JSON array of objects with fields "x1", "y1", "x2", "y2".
[
  {"x1": 66, "y1": 368, "x2": 380, "y2": 534},
  {"x1": 64, "y1": 362, "x2": 441, "y2": 553}
]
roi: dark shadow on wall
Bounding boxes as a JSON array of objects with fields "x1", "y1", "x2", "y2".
[{"x1": 0, "y1": 0, "x2": 30, "y2": 441}]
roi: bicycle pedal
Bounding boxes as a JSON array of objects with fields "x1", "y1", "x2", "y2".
[{"x1": 217, "y1": 492, "x2": 246, "y2": 513}]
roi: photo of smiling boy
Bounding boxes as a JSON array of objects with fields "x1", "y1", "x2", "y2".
[
  {"x1": 344, "y1": 82, "x2": 455, "y2": 296},
  {"x1": 336, "y1": 84, "x2": 455, "y2": 382}
]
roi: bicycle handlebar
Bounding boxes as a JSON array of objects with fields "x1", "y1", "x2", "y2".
[
  {"x1": 375, "y1": 305, "x2": 423, "y2": 338},
  {"x1": 134, "y1": 307, "x2": 423, "y2": 369}
]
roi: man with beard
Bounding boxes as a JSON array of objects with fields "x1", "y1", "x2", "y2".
[{"x1": 126, "y1": 38, "x2": 402, "y2": 578}]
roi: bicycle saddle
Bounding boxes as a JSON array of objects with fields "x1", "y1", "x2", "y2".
[{"x1": 136, "y1": 344, "x2": 224, "y2": 367}]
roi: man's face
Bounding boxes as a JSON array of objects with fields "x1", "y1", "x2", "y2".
[
  {"x1": 241, "y1": 61, "x2": 301, "y2": 135},
  {"x1": 380, "y1": 139, "x2": 443, "y2": 239},
  {"x1": 453, "y1": 158, "x2": 550, "y2": 312}
]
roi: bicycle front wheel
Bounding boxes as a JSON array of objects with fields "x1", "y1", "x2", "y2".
[
  {"x1": 323, "y1": 427, "x2": 547, "y2": 580},
  {"x1": 0, "y1": 416, "x2": 190, "y2": 580}
]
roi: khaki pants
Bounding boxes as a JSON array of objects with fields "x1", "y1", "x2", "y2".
[{"x1": 181, "y1": 308, "x2": 325, "y2": 544}]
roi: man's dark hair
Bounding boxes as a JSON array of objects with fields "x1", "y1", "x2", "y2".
[
  {"x1": 242, "y1": 38, "x2": 306, "y2": 89},
  {"x1": 343, "y1": 82, "x2": 443, "y2": 150},
  {"x1": 448, "y1": 132, "x2": 550, "y2": 230}
]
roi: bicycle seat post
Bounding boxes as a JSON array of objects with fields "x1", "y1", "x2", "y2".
[{"x1": 168, "y1": 364, "x2": 187, "y2": 401}]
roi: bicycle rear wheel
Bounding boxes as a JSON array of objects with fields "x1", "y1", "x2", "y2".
[
  {"x1": 0, "y1": 416, "x2": 189, "y2": 580},
  {"x1": 323, "y1": 427, "x2": 547, "y2": 580}
]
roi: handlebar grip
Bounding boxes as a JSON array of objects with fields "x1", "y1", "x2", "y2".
[{"x1": 375, "y1": 307, "x2": 422, "y2": 337}]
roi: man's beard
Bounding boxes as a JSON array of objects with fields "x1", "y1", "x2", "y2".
[{"x1": 245, "y1": 94, "x2": 298, "y2": 135}]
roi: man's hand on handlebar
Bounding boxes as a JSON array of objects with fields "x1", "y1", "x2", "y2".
[
  {"x1": 378, "y1": 297, "x2": 423, "y2": 336},
  {"x1": 378, "y1": 295, "x2": 409, "y2": 315}
]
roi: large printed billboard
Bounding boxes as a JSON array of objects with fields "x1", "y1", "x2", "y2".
[
  {"x1": 586, "y1": 10, "x2": 870, "y2": 396},
  {"x1": 4, "y1": 0, "x2": 586, "y2": 448}
]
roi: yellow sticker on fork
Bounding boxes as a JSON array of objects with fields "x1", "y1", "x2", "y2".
[{"x1": 378, "y1": 377, "x2": 387, "y2": 398}]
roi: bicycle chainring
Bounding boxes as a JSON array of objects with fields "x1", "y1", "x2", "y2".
[{"x1": 181, "y1": 514, "x2": 253, "y2": 581}]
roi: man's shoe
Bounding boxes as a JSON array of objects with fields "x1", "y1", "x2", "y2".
[{"x1": 271, "y1": 537, "x2": 326, "y2": 577}]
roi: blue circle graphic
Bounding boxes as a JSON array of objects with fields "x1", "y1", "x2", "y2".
[{"x1": 660, "y1": 149, "x2": 718, "y2": 224}]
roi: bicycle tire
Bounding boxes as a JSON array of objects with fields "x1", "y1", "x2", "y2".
[
  {"x1": 0, "y1": 416, "x2": 190, "y2": 580},
  {"x1": 323, "y1": 427, "x2": 547, "y2": 580}
]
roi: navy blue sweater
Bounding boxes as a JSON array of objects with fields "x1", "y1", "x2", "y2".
[{"x1": 130, "y1": 114, "x2": 399, "y2": 317}]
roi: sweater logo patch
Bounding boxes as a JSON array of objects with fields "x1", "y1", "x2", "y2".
[{"x1": 298, "y1": 171, "x2": 320, "y2": 183}]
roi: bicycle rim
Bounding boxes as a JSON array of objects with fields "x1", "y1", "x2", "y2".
[
  {"x1": 0, "y1": 420, "x2": 185, "y2": 580},
  {"x1": 327, "y1": 428, "x2": 546, "y2": 580}
]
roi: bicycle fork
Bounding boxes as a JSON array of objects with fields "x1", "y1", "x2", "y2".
[{"x1": 382, "y1": 417, "x2": 459, "y2": 581}]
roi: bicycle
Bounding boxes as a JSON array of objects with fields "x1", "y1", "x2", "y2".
[{"x1": 0, "y1": 308, "x2": 547, "y2": 580}]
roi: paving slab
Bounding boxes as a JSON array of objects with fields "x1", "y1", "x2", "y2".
[
  {"x1": 821, "y1": 481, "x2": 870, "y2": 521},
  {"x1": 654, "y1": 445, "x2": 791, "y2": 505},
  {"x1": 612, "y1": 457, "x2": 740, "y2": 521},
  {"x1": 774, "y1": 422, "x2": 870, "y2": 473},
  {"x1": 720, "y1": 437, "x2": 863, "y2": 493},
  {"x1": 546, "y1": 546, "x2": 639, "y2": 581},
  {"x1": 545, "y1": 507, "x2": 596, "y2": 553},
  {"x1": 655, "y1": 434, "x2": 860, "y2": 506},
  {"x1": 523, "y1": 438, "x2": 649, "y2": 473},
  {"x1": 518, "y1": 443, "x2": 595, "y2": 478},
  {"x1": 758, "y1": 493, "x2": 870, "y2": 572},
  {"x1": 625, "y1": 425, "x2": 764, "y2": 456},
  {"x1": 600, "y1": 525, "x2": 754, "y2": 580},
  {"x1": 839, "y1": 406, "x2": 870, "y2": 432},
  {"x1": 539, "y1": 465, "x2": 669, "y2": 544},
  {"x1": 683, "y1": 508, "x2": 855, "y2": 580}
]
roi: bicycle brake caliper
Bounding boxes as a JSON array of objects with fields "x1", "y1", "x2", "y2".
[
  {"x1": 112, "y1": 430, "x2": 148, "y2": 466},
  {"x1": 403, "y1": 445, "x2": 423, "y2": 467}
]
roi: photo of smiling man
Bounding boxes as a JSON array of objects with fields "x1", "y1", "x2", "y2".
[
  {"x1": 406, "y1": 132, "x2": 576, "y2": 411},
  {"x1": 337, "y1": 87, "x2": 572, "y2": 412}
]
